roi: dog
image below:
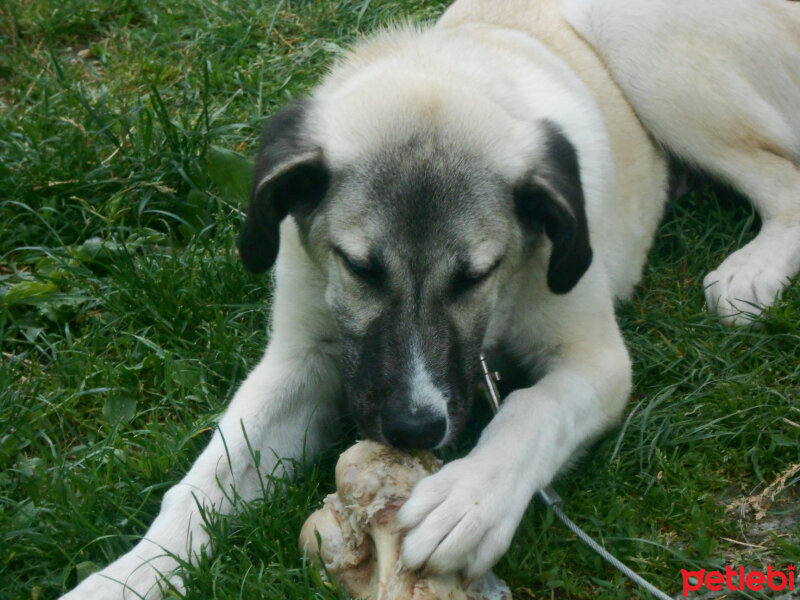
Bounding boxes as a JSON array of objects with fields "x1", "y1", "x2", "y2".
[{"x1": 61, "y1": 0, "x2": 800, "y2": 597}]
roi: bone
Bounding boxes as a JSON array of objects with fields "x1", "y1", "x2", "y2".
[{"x1": 299, "y1": 440, "x2": 512, "y2": 600}]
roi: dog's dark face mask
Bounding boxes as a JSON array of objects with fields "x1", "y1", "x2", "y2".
[
  {"x1": 321, "y1": 141, "x2": 515, "y2": 449},
  {"x1": 239, "y1": 100, "x2": 592, "y2": 449}
]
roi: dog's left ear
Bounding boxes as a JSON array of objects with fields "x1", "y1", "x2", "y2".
[
  {"x1": 238, "y1": 98, "x2": 330, "y2": 273},
  {"x1": 513, "y1": 121, "x2": 592, "y2": 294}
]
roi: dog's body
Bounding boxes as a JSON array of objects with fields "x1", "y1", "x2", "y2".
[{"x1": 62, "y1": 1, "x2": 800, "y2": 597}]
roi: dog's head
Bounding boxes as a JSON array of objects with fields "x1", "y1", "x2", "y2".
[{"x1": 239, "y1": 76, "x2": 591, "y2": 449}]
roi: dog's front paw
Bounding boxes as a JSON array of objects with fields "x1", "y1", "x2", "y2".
[
  {"x1": 59, "y1": 546, "x2": 183, "y2": 600},
  {"x1": 396, "y1": 454, "x2": 530, "y2": 579}
]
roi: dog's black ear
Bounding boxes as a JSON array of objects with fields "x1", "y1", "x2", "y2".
[
  {"x1": 238, "y1": 98, "x2": 330, "y2": 273},
  {"x1": 514, "y1": 121, "x2": 592, "y2": 294}
]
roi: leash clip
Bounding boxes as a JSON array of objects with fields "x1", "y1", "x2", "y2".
[
  {"x1": 477, "y1": 353, "x2": 673, "y2": 599},
  {"x1": 479, "y1": 353, "x2": 502, "y2": 414}
]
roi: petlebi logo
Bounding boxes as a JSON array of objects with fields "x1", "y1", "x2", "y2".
[{"x1": 681, "y1": 564, "x2": 795, "y2": 596}]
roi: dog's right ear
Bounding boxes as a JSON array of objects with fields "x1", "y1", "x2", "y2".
[
  {"x1": 238, "y1": 98, "x2": 330, "y2": 273},
  {"x1": 513, "y1": 121, "x2": 592, "y2": 295}
]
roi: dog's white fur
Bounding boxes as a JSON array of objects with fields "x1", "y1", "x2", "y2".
[
  {"x1": 559, "y1": 0, "x2": 800, "y2": 325},
  {"x1": 62, "y1": 0, "x2": 800, "y2": 597}
]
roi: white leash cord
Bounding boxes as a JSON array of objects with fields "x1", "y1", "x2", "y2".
[
  {"x1": 538, "y1": 486, "x2": 673, "y2": 600},
  {"x1": 479, "y1": 354, "x2": 674, "y2": 600}
]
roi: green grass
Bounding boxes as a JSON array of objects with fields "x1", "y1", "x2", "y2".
[{"x1": 1, "y1": 1, "x2": 798, "y2": 599}]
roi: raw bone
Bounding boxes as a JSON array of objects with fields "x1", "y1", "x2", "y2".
[{"x1": 299, "y1": 440, "x2": 512, "y2": 600}]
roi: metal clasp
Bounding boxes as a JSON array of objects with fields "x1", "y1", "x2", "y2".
[{"x1": 479, "y1": 353, "x2": 502, "y2": 414}]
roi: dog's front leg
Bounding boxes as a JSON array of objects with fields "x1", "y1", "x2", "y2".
[
  {"x1": 61, "y1": 224, "x2": 344, "y2": 600},
  {"x1": 398, "y1": 313, "x2": 631, "y2": 578},
  {"x1": 60, "y1": 343, "x2": 342, "y2": 599}
]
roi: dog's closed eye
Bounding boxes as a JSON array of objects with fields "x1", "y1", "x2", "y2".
[
  {"x1": 449, "y1": 259, "x2": 501, "y2": 297},
  {"x1": 333, "y1": 246, "x2": 386, "y2": 287}
]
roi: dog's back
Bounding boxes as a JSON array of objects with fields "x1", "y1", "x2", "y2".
[
  {"x1": 560, "y1": 0, "x2": 800, "y2": 324},
  {"x1": 561, "y1": 0, "x2": 800, "y2": 169},
  {"x1": 441, "y1": 0, "x2": 800, "y2": 324}
]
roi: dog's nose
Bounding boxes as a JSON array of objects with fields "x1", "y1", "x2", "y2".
[{"x1": 382, "y1": 407, "x2": 446, "y2": 449}]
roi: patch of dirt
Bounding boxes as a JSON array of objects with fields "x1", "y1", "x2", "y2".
[{"x1": 725, "y1": 463, "x2": 800, "y2": 523}]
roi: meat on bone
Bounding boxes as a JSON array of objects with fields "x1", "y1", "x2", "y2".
[{"x1": 299, "y1": 440, "x2": 512, "y2": 600}]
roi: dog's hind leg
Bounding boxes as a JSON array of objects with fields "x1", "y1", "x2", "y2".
[
  {"x1": 701, "y1": 149, "x2": 800, "y2": 326},
  {"x1": 560, "y1": 0, "x2": 800, "y2": 325}
]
